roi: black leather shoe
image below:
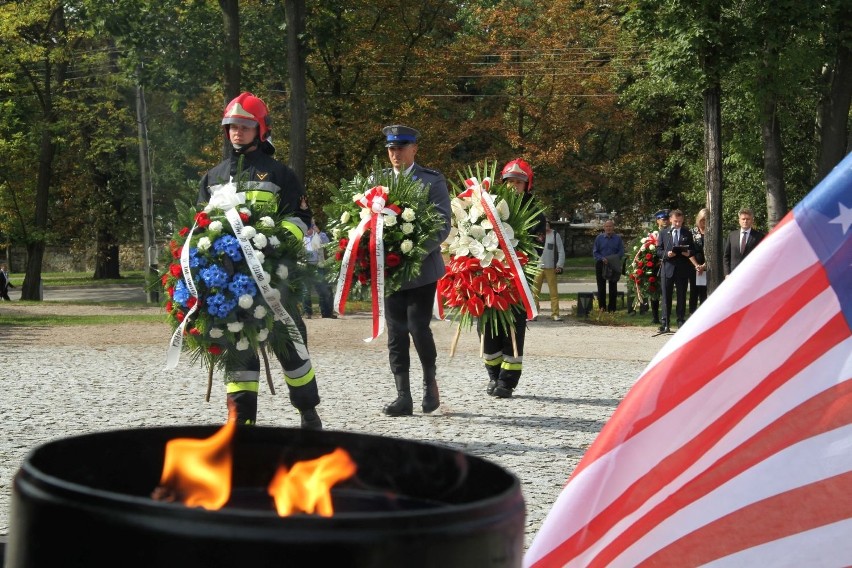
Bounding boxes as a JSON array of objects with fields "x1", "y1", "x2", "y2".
[
  {"x1": 300, "y1": 408, "x2": 323, "y2": 430},
  {"x1": 658, "y1": 324, "x2": 670, "y2": 333},
  {"x1": 487, "y1": 380, "x2": 497, "y2": 395}
]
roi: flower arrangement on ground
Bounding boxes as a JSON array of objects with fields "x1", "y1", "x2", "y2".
[
  {"x1": 627, "y1": 230, "x2": 661, "y2": 309},
  {"x1": 324, "y1": 159, "x2": 445, "y2": 338},
  {"x1": 437, "y1": 161, "x2": 543, "y2": 339},
  {"x1": 159, "y1": 185, "x2": 310, "y2": 372}
]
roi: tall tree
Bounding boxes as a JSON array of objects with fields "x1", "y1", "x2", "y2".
[
  {"x1": 816, "y1": 1, "x2": 852, "y2": 183},
  {"x1": 285, "y1": 0, "x2": 308, "y2": 185}
]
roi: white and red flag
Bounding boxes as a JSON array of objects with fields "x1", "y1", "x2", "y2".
[{"x1": 525, "y1": 154, "x2": 852, "y2": 568}]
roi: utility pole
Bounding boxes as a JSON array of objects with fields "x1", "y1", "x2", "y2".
[{"x1": 136, "y1": 73, "x2": 158, "y2": 303}]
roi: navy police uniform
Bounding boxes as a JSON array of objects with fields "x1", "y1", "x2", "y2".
[
  {"x1": 198, "y1": 149, "x2": 321, "y2": 427},
  {"x1": 381, "y1": 125, "x2": 452, "y2": 416}
]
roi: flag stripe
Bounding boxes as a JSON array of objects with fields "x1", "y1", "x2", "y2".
[
  {"x1": 543, "y1": 318, "x2": 850, "y2": 568},
  {"x1": 701, "y1": 518, "x2": 852, "y2": 567},
  {"x1": 638, "y1": 455, "x2": 852, "y2": 567},
  {"x1": 574, "y1": 261, "x2": 829, "y2": 474},
  {"x1": 596, "y1": 363, "x2": 852, "y2": 567}
]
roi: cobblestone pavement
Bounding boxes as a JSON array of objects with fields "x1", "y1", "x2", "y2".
[{"x1": 0, "y1": 311, "x2": 669, "y2": 549}]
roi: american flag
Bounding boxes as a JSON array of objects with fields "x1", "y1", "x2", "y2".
[{"x1": 525, "y1": 154, "x2": 852, "y2": 568}]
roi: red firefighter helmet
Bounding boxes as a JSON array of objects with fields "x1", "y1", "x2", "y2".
[
  {"x1": 221, "y1": 92, "x2": 271, "y2": 142},
  {"x1": 501, "y1": 158, "x2": 534, "y2": 192}
]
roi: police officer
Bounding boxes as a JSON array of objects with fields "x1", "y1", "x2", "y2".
[
  {"x1": 380, "y1": 125, "x2": 452, "y2": 416},
  {"x1": 648, "y1": 209, "x2": 670, "y2": 324},
  {"x1": 198, "y1": 92, "x2": 322, "y2": 429}
]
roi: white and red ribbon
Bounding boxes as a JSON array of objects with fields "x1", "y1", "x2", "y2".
[
  {"x1": 333, "y1": 185, "x2": 401, "y2": 342},
  {"x1": 456, "y1": 177, "x2": 537, "y2": 320},
  {"x1": 165, "y1": 221, "x2": 202, "y2": 370}
]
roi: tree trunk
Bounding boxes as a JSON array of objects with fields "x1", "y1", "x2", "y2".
[
  {"x1": 762, "y1": 98, "x2": 787, "y2": 229},
  {"x1": 760, "y1": 43, "x2": 787, "y2": 230},
  {"x1": 219, "y1": 0, "x2": 242, "y2": 161},
  {"x1": 703, "y1": 83, "x2": 724, "y2": 295},
  {"x1": 816, "y1": 6, "x2": 852, "y2": 183},
  {"x1": 285, "y1": 0, "x2": 308, "y2": 186},
  {"x1": 94, "y1": 231, "x2": 121, "y2": 279},
  {"x1": 21, "y1": 126, "x2": 56, "y2": 300}
]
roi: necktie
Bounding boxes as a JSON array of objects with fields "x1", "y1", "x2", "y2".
[
  {"x1": 740, "y1": 231, "x2": 747, "y2": 254},
  {"x1": 673, "y1": 230, "x2": 679, "y2": 245}
]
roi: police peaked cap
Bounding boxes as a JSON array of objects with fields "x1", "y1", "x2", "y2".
[
  {"x1": 382, "y1": 125, "x2": 420, "y2": 147},
  {"x1": 654, "y1": 209, "x2": 670, "y2": 219}
]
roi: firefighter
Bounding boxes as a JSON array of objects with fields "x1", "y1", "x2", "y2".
[
  {"x1": 198, "y1": 92, "x2": 322, "y2": 429},
  {"x1": 480, "y1": 159, "x2": 546, "y2": 398}
]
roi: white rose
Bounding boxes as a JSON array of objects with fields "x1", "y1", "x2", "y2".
[
  {"x1": 276, "y1": 264, "x2": 289, "y2": 280},
  {"x1": 332, "y1": 228, "x2": 341, "y2": 239},
  {"x1": 259, "y1": 216, "x2": 275, "y2": 228},
  {"x1": 254, "y1": 305, "x2": 268, "y2": 319},
  {"x1": 209, "y1": 328, "x2": 224, "y2": 338},
  {"x1": 268, "y1": 235, "x2": 280, "y2": 247},
  {"x1": 340, "y1": 211, "x2": 351, "y2": 223},
  {"x1": 383, "y1": 214, "x2": 397, "y2": 227},
  {"x1": 257, "y1": 328, "x2": 269, "y2": 342},
  {"x1": 401, "y1": 208, "x2": 415, "y2": 222},
  {"x1": 208, "y1": 220, "x2": 223, "y2": 233},
  {"x1": 253, "y1": 250, "x2": 265, "y2": 264},
  {"x1": 197, "y1": 236, "x2": 212, "y2": 251},
  {"x1": 227, "y1": 321, "x2": 244, "y2": 332},
  {"x1": 238, "y1": 294, "x2": 253, "y2": 309},
  {"x1": 401, "y1": 222, "x2": 414, "y2": 235},
  {"x1": 236, "y1": 337, "x2": 250, "y2": 351},
  {"x1": 242, "y1": 225, "x2": 257, "y2": 239},
  {"x1": 400, "y1": 239, "x2": 413, "y2": 254}
]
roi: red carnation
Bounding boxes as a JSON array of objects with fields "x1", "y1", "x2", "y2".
[
  {"x1": 335, "y1": 251, "x2": 343, "y2": 261},
  {"x1": 187, "y1": 297, "x2": 198, "y2": 309},
  {"x1": 169, "y1": 263, "x2": 182, "y2": 277},
  {"x1": 386, "y1": 253, "x2": 401, "y2": 267},
  {"x1": 189, "y1": 328, "x2": 200, "y2": 335},
  {"x1": 175, "y1": 311, "x2": 185, "y2": 322},
  {"x1": 636, "y1": 269, "x2": 644, "y2": 276},
  {"x1": 645, "y1": 253, "x2": 652, "y2": 260},
  {"x1": 646, "y1": 261, "x2": 653, "y2": 267},
  {"x1": 649, "y1": 276, "x2": 656, "y2": 283},
  {"x1": 165, "y1": 300, "x2": 174, "y2": 313},
  {"x1": 239, "y1": 212, "x2": 250, "y2": 222},
  {"x1": 339, "y1": 238, "x2": 349, "y2": 249},
  {"x1": 208, "y1": 345, "x2": 223, "y2": 355},
  {"x1": 194, "y1": 211, "x2": 211, "y2": 228},
  {"x1": 161, "y1": 273, "x2": 169, "y2": 286},
  {"x1": 179, "y1": 227, "x2": 190, "y2": 237}
]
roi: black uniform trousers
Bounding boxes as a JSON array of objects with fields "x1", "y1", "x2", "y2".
[{"x1": 385, "y1": 282, "x2": 438, "y2": 378}]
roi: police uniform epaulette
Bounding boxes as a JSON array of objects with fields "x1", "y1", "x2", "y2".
[{"x1": 418, "y1": 167, "x2": 442, "y2": 176}]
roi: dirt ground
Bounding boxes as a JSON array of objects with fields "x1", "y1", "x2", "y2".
[{"x1": 1, "y1": 302, "x2": 667, "y2": 362}]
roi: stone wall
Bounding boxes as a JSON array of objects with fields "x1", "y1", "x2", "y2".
[{"x1": 5, "y1": 244, "x2": 147, "y2": 273}]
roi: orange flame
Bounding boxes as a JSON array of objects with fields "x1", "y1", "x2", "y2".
[
  {"x1": 158, "y1": 418, "x2": 236, "y2": 510},
  {"x1": 267, "y1": 448, "x2": 357, "y2": 517}
]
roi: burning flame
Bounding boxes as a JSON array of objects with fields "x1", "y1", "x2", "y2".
[
  {"x1": 155, "y1": 405, "x2": 356, "y2": 516},
  {"x1": 158, "y1": 418, "x2": 236, "y2": 510},
  {"x1": 267, "y1": 447, "x2": 357, "y2": 517}
]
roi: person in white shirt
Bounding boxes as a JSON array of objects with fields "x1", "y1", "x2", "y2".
[{"x1": 532, "y1": 220, "x2": 564, "y2": 321}]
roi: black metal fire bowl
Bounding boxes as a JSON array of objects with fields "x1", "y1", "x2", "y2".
[{"x1": 7, "y1": 426, "x2": 525, "y2": 568}]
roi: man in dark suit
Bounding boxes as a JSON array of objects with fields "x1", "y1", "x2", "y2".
[
  {"x1": 723, "y1": 207, "x2": 765, "y2": 276},
  {"x1": 380, "y1": 125, "x2": 452, "y2": 417},
  {"x1": 657, "y1": 209, "x2": 700, "y2": 332}
]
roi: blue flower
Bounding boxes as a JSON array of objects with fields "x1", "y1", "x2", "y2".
[
  {"x1": 188, "y1": 248, "x2": 208, "y2": 268},
  {"x1": 214, "y1": 235, "x2": 243, "y2": 262},
  {"x1": 200, "y1": 265, "x2": 230, "y2": 289},
  {"x1": 228, "y1": 273, "x2": 258, "y2": 297},
  {"x1": 173, "y1": 280, "x2": 191, "y2": 306},
  {"x1": 206, "y1": 293, "x2": 238, "y2": 318}
]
